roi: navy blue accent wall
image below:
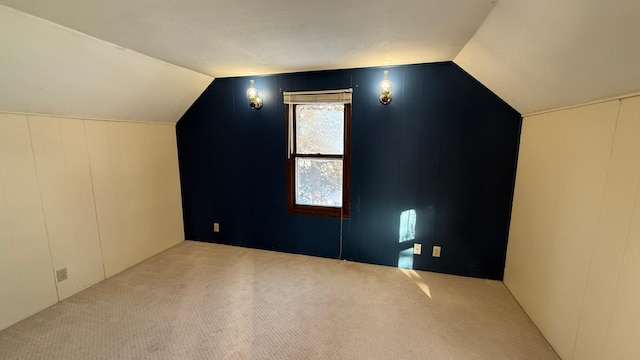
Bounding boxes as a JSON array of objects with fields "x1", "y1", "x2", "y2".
[{"x1": 176, "y1": 62, "x2": 521, "y2": 280}]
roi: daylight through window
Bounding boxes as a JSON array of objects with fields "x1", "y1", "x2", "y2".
[{"x1": 285, "y1": 89, "x2": 351, "y2": 218}]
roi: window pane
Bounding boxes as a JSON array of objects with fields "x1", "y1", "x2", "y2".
[
  {"x1": 295, "y1": 158, "x2": 343, "y2": 207},
  {"x1": 296, "y1": 104, "x2": 344, "y2": 155}
]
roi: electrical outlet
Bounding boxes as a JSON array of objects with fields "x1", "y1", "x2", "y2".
[
  {"x1": 56, "y1": 268, "x2": 68, "y2": 282},
  {"x1": 213, "y1": 223, "x2": 220, "y2": 232},
  {"x1": 432, "y1": 246, "x2": 441, "y2": 258},
  {"x1": 413, "y1": 243, "x2": 422, "y2": 255}
]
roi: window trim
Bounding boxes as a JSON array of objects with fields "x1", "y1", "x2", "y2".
[{"x1": 286, "y1": 103, "x2": 351, "y2": 219}]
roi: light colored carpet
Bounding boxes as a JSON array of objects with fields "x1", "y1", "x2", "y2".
[{"x1": 0, "y1": 241, "x2": 559, "y2": 359}]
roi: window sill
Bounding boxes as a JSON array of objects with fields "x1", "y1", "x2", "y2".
[{"x1": 287, "y1": 204, "x2": 350, "y2": 219}]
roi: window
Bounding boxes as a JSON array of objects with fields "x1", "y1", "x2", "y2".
[{"x1": 285, "y1": 90, "x2": 351, "y2": 218}]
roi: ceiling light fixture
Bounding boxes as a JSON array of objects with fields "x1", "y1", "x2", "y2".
[
  {"x1": 378, "y1": 70, "x2": 393, "y2": 105},
  {"x1": 246, "y1": 79, "x2": 263, "y2": 110}
]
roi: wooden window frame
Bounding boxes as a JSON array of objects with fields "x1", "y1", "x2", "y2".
[{"x1": 286, "y1": 103, "x2": 351, "y2": 219}]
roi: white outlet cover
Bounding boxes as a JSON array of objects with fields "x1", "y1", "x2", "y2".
[
  {"x1": 432, "y1": 246, "x2": 441, "y2": 257},
  {"x1": 413, "y1": 243, "x2": 422, "y2": 255}
]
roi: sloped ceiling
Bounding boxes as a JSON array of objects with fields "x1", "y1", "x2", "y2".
[
  {"x1": 0, "y1": 0, "x2": 497, "y2": 77},
  {"x1": 2, "y1": 0, "x2": 640, "y2": 118},
  {"x1": 455, "y1": 0, "x2": 640, "y2": 115},
  {"x1": 0, "y1": 6, "x2": 212, "y2": 124}
]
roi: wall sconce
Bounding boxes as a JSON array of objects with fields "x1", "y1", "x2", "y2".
[
  {"x1": 378, "y1": 70, "x2": 393, "y2": 105},
  {"x1": 246, "y1": 79, "x2": 263, "y2": 110}
]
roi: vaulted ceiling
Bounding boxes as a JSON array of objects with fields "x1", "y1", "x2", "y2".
[
  {"x1": 1, "y1": 0, "x2": 639, "y2": 122},
  {"x1": 0, "y1": 0, "x2": 497, "y2": 77},
  {"x1": 455, "y1": 0, "x2": 640, "y2": 115}
]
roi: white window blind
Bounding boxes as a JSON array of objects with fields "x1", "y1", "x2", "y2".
[{"x1": 283, "y1": 89, "x2": 352, "y2": 104}]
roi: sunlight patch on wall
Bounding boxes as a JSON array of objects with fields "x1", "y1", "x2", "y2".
[
  {"x1": 398, "y1": 248, "x2": 414, "y2": 269},
  {"x1": 399, "y1": 209, "x2": 416, "y2": 243},
  {"x1": 398, "y1": 209, "x2": 417, "y2": 269}
]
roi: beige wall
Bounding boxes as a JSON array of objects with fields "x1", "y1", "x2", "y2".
[
  {"x1": 506, "y1": 96, "x2": 640, "y2": 360},
  {"x1": 0, "y1": 113, "x2": 184, "y2": 330}
]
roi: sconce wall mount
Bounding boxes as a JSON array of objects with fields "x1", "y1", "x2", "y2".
[
  {"x1": 246, "y1": 79, "x2": 263, "y2": 109},
  {"x1": 378, "y1": 70, "x2": 393, "y2": 105}
]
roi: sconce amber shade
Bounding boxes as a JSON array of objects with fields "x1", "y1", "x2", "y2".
[
  {"x1": 378, "y1": 71, "x2": 393, "y2": 105},
  {"x1": 247, "y1": 80, "x2": 263, "y2": 110}
]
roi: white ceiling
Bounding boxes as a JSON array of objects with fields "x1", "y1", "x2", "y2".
[
  {"x1": 1, "y1": 0, "x2": 640, "y2": 118},
  {"x1": 0, "y1": 0, "x2": 497, "y2": 77},
  {"x1": 455, "y1": 0, "x2": 640, "y2": 115},
  {"x1": 0, "y1": 6, "x2": 212, "y2": 123}
]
